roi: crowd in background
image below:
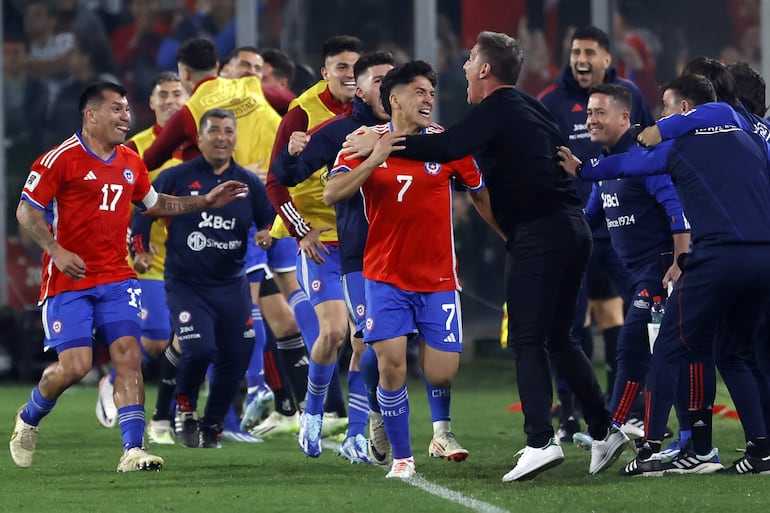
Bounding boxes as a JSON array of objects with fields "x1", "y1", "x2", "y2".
[{"x1": 1, "y1": 0, "x2": 764, "y2": 368}]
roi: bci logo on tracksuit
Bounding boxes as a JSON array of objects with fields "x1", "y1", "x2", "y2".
[{"x1": 602, "y1": 192, "x2": 620, "y2": 208}]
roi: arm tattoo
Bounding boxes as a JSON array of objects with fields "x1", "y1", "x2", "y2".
[
  {"x1": 155, "y1": 194, "x2": 204, "y2": 214},
  {"x1": 18, "y1": 202, "x2": 57, "y2": 252}
]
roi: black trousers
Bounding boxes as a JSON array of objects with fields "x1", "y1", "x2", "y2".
[{"x1": 505, "y1": 214, "x2": 610, "y2": 447}]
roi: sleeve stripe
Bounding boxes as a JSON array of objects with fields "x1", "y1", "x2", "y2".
[
  {"x1": 279, "y1": 202, "x2": 311, "y2": 237},
  {"x1": 41, "y1": 136, "x2": 80, "y2": 168},
  {"x1": 20, "y1": 193, "x2": 46, "y2": 211}
]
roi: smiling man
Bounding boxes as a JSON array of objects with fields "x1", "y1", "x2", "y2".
[{"x1": 537, "y1": 27, "x2": 655, "y2": 438}]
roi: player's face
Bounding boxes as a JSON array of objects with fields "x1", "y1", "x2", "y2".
[
  {"x1": 393, "y1": 75, "x2": 436, "y2": 132},
  {"x1": 463, "y1": 44, "x2": 484, "y2": 104},
  {"x1": 198, "y1": 116, "x2": 236, "y2": 165},
  {"x1": 570, "y1": 39, "x2": 611, "y2": 90},
  {"x1": 224, "y1": 51, "x2": 264, "y2": 79},
  {"x1": 149, "y1": 79, "x2": 187, "y2": 127},
  {"x1": 355, "y1": 63, "x2": 394, "y2": 121},
  {"x1": 260, "y1": 62, "x2": 283, "y2": 89},
  {"x1": 322, "y1": 51, "x2": 359, "y2": 102},
  {"x1": 586, "y1": 93, "x2": 628, "y2": 146},
  {"x1": 660, "y1": 88, "x2": 687, "y2": 118},
  {"x1": 88, "y1": 91, "x2": 131, "y2": 146}
]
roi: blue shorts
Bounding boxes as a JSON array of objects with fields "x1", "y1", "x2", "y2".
[
  {"x1": 245, "y1": 225, "x2": 269, "y2": 278},
  {"x1": 343, "y1": 271, "x2": 366, "y2": 337},
  {"x1": 41, "y1": 279, "x2": 142, "y2": 353},
  {"x1": 363, "y1": 280, "x2": 463, "y2": 352},
  {"x1": 268, "y1": 237, "x2": 298, "y2": 274},
  {"x1": 297, "y1": 245, "x2": 344, "y2": 306},
  {"x1": 138, "y1": 278, "x2": 171, "y2": 341}
]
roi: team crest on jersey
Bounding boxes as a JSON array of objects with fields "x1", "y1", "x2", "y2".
[
  {"x1": 424, "y1": 162, "x2": 441, "y2": 175},
  {"x1": 311, "y1": 279, "x2": 322, "y2": 292},
  {"x1": 320, "y1": 168, "x2": 330, "y2": 185},
  {"x1": 365, "y1": 317, "x2": 374, "y2": 331},
  {"x1": 52, "y1": 318, "x2": 63, "y2": 334},
  {"x1": 355, "y1": 303, "x2": 365, "y2": 318},
  {"x1": 140, "y1": 308, "x2": 149, "y2": 321},
  {"x1": 123, "y1": 168, "x2": 135, "y2": 184},
  {"x1": 179, "y1": 310, "x2": 192, "y2": 323}
]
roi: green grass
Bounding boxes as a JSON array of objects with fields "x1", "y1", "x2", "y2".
[{"x1": 1, "y1": 358, "x2": 768, "y2": 513}]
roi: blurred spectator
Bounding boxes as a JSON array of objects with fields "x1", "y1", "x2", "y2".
[
  {"x1": 196, "y1": 0, "x2": 236, "y2": 62},
  {"x1": 111, "y1": 0, "x2": 163, "y2": 127},
  {"x1": 728, "y1": 61, "x2": 767, "y2": 117},
  {"x1": 42, "y1": 36, "x2": 120, "y2": 148},
  {"x1": 3, "y1": 37, "x2": 49, "y2": 159},
  {"x1": 156, "y1": 0, "x2": 202, "y2": 71},
  {"x1": 53, "y1": 0, "x2": 110, "y2": 47},
  {"x1": 23, "y1": 0, "x2": 75, "y2": 79},
  {"x1": 613, "y1": 8, "x2": 660, "y2": 112},
  {"x1": 6, "y1": 227, "x2": 43, "y2": 312},
  {"x1": 435, "y1": 16, "x2": 472, "y2": 126},
  {"x1": 516, "y1": 18, "x2": 558, "y2": 97}
]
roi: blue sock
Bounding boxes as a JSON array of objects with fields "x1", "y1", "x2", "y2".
[
  {"x1": 325, "y1": 368, "x2": 347, "y2": 416},
  {"x1": 377, "y1": 384, "x2": 411, "y2": 459},
  {"x1": 346, "y1": 371, "x2": 367, "y2": 438},
  {"x1": 679, "y1": 429, "x2": 692, "y2": 442},
  {"x1": 359, "y1": 346, "x2": 380, "y2": 413},
  {"x1": 118, "y1": 405, "x2": 145, "y2": 451},
  {"x1": 424, "y1": 379, "x2": 451, "y2": 422},
  {"x1": 287, "y1": 290, "x2": 319, "y2": 351},
  {"x1": 306, "y1": 360, "x2": 335, "y2": 415},
  {"x1": 245, "y1": 304, "x2": 267, "y2": 400},
  {"x1": 223, "y1": 405, "x2": 241, "y2": 432},
  {"x1": 21, "y1": 387, "x2": 57, "y2": 427}
]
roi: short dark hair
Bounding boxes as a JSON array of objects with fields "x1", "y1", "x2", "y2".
[
  {"x1": 476, "y1": 31, "x2": 524, "y2": 85},
  {"x1": 662, "y1": 74, "x2": 717, "y2": 108},
  {"x1": 151, "y1": 71, "x2": 181, "y2": 90},
  {"x1": 224, "y1": 46, "x2": 260, "y2": 64},
  {"x1": 380, "y1": 60, "x2": 436, "y2": 117},
  {"x1": 260, "y1": 48, "x2": 296, "y2": 83},
  {"x1": 571, "y1": 26, "x2": 611, "y2": 52},
  {"x1": 321, "y1": 35, "x2": 363, "y2": 61},
  {"x1": 78, "y1": 81, "x2": 127, "y2": 114},
  {"x1": 176, "y1": 37, "x2": 218, "y2": 72},
  {"x1": 728, "y1": 62, "x2": 767, "y2": 116},
  {"x1": 353, "y1": 51, "x2": 395, "y2": 81},
  {"x1": 681, "y1": 57, "x2": 737, "y2": 106},
  {"x1": 199, "y1": 108, "x2": 236, "y2": 131},
  {"x1": 589, "y1": 83, "x2": 632, "y2": 111}
]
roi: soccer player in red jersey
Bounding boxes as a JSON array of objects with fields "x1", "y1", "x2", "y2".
[
  {"x1": 325, "y1": 61, "x2": 500, "y2": 478},
  {"x1": 9, "y1": 81, "x2": 248, "y2": 472}
]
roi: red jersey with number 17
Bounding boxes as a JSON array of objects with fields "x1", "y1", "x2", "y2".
[
  {"x1": 20, "y1": 133, "x2": 153, "y2": 302},
  {"x1": 330, "y1": 123, "x2": 484, "y2": 292}
]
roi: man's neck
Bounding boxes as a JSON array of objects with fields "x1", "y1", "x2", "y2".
[
  {"x1": 391, "y1": 116, "x2": 423, "y2": 136},
  {"x1": 478, "y1": 78, "x2": 514, "y2": 102},
  {"x1": 206, "y1": 157, "x2": 230, "y2": 175},
  {"x1": 80, "y1": 129, "x2": 116, "y2": 160}
]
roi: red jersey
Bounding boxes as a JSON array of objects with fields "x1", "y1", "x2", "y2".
[
  {"x1": 21, "y1": 133, "x2": 153, "y2": 302},
  {"x1": 331, "y1": 123, "x2": 484, "y2": 292}
]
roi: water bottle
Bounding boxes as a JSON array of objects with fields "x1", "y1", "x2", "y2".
[{"x1": 650, "y1": 296, "x2": 666, "y2": 324}]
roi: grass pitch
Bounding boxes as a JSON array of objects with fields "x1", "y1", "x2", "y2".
[{"x1": 1, "y1": 357, "x2": 768, "y2": 513}]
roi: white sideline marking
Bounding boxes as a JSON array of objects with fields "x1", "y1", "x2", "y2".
[{"x1": 322, "y1": 440, "x2": 510, "y2": 513}]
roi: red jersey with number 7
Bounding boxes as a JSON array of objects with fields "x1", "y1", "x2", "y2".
[
  {"x1": 20, "y1": 133, "x2": 153, "y2": 302},
  {"x1": 330, "y1": 123, "x2": 484, "y2": 292}
]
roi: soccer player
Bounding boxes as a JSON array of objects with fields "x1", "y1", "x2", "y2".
[
  {"x1": 344, "y1": 31, "x2": 613, "y2": 482},
  {"x1": 325, "y1": 60, "x2": 499, "y2": 479},
  {"x1": 558, "y1": 74, "x2": 770, "y2": 476},
  {"x1": 153, "y1": 108, "x2": 275, "y2": 448},
  {"x1": 93, "y1": 72, "x2": 188, "y2": 445},
  {"x1": 263, "y1": 35, "x2": 365, "y2": 437},
  {"x1": 537, "y1": 26, "x2": 655, "y2": 436},
  {"x1": 9, "y1": 82, "x2": 249, "y2": 471},
  {"x1": 572, "y1": 84, "x2": 690, "y2": 474},
  {"x1": 273, "y1": 51, "x2": 396, "y2": 463}
]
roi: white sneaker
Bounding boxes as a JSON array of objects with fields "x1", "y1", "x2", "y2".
[
  {"x1": 620, "y1": 422, "x2": 645, "y2": 439},
  {"x1": 321, "y1": 412, "x2": 348, "y2": 438},
  {"x1": 298, "y1": 412, "x2": 322, "y2": 457},
  {"x1": 10, "y1": 405, "x2": 38, "y2": 468},
  {"x1": 502, "y1": 438, "x2": 564, "y2": 482},
  {"x1": 116, "y1": 447, "x2": 164, "y2": 472},
  {"x1": 249, "y1": 411, "x2": 300, "y2": 438},
  {"x1": 589, "y1": 426, "x2": 629, "y2": 474},
  {"x1": 386, "y1": 457, "x2": 416, "y2": 479},
  {"x1": 368, "y1": 412, "x2": 392, "y2": 467},
  {"x1": 429, "y1": 431, "x2": 469, "y2": 462},
  {"x1": 147, "y1": 420, "x2": 175, "y2": 445},
  {"x1": 96, "y1": 375, "x2": 117, "y2": 428}
]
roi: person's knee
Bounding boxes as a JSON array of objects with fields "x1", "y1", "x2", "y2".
[
  {"x1": 141, "y1": 337, "x2": 168, "y2": 357},
  {"x1": 421, "y1": 351, "x2": 459, "y2": 387}
]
